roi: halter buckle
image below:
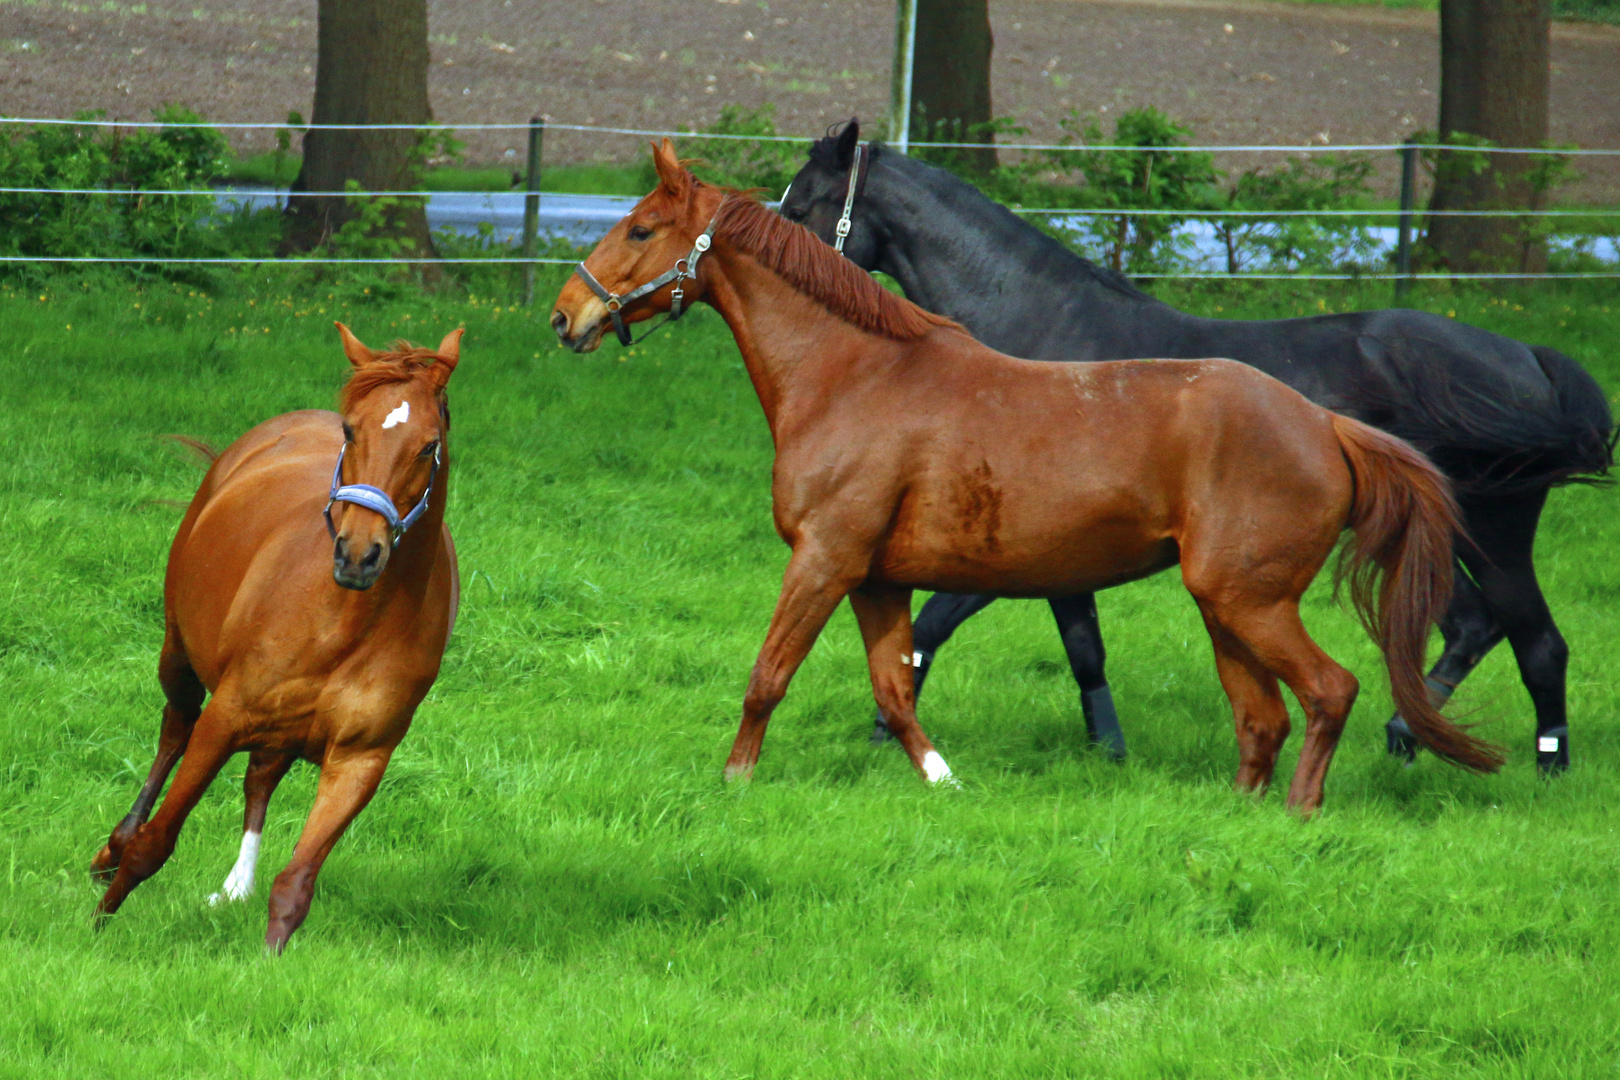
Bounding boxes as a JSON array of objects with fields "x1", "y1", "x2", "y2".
[
  {"x1": 605, "y1": 296, "x2": 623, "y2": 312},
  {"x1": 694, "y1": 234, "x2": 711, "y2": 252}
]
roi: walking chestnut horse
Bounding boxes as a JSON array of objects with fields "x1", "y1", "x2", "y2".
[
  {"x1": 91, "y1": 324, "x2": 462, "y2": 951},
  {"x1": 551, "y1": 141, "x2": 1503, "y2": 811}
]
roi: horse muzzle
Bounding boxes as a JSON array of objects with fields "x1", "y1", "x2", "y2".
[
  {"x1": 332, "y1": 534, "x2": 389, "y2": 591},
  {"x1": 551, "y1": 304, "x2": 608, "y2": 354}
]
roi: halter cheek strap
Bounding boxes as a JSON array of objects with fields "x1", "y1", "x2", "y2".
[
  {"x1": 324, "y1": 441, "x2": 441, "y2": 548},
  {"x1": 834, "y1": 142, "x2": 872, "y2": 256},
  {"x1": 573, "y1": 204, "x2": 724, "y2": 347}
]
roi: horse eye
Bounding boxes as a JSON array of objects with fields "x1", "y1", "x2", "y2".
[
  {"x1": 342, "y1": 423, "x2": 354, "y2": 443},
  {"x1": 628, "y1": 224, "x2": 653, "y2": 241},
  {"x1": 419, "y1": 440, "x2": 439, "y2": 459}
]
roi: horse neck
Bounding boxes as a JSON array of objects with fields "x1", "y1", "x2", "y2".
[
  {"x1": 701, "y1": 249, "x2": 889, "y2": 442},
  {"x1": 866, "y1": 157, "x2": 1178, "y2": 356}
]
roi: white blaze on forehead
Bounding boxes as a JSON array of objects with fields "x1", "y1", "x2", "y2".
[
  {"x1": 381, "y1": 400, "x2": 410, "y2": 429},
  {"x1": 207, "y1": 829, "x2": 262, "y2": 905}
]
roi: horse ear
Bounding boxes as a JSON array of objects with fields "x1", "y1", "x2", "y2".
[
  {"x1": 835, "y1": 118, "x2": 861, "y2": 169},
  {"x1": 335, "y1": 321, "x2": 373, "y2": 368},
  {"x1": 651, "y1": 137, "x2": 689, "y2": 197},
  {"x1": 432, "y1": 328, "x2": 463, "y2": 384}
]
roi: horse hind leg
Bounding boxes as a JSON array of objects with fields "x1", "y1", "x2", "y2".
[
  {"x1": 1211, "y1": 601, "x2": 1359, "y2": 814},
  {"x1": 209, "y1": 750, "x2": 297, "y2": 906},
  {"x1": 1457, "y1": 491, "x2": 1569, "y2": 773},
  {"x1": 1198, "y1": 611, "x2": 1291, "y2": 795},
  {"x1": 91, "y1": 644, "x2": 205, "y2": 882}
]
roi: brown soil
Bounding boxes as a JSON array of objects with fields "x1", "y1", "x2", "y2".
[{"x1": 2, "y1": 0, "x2": 1616, "y2": 199}]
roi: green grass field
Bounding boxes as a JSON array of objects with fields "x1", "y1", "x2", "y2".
[{"x1": 2, "y1": 271, "x2": 1618, "y2": 1077}]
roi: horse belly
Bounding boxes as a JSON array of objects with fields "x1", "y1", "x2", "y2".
[{"x1": 876, "y1": 487, "x2": 1178, "y2": 597}]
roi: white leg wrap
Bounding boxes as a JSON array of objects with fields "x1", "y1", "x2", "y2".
[{"x1": 208, "y1": 830, "x2": 261, "y2": 906}]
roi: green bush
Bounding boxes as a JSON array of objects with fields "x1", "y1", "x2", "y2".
[
  {"x1": 682, "y1": 104, "x2": 801, "y2": 195},
  {"x1": 0, "y1": 105, "x2": 252, "y2": 271}
]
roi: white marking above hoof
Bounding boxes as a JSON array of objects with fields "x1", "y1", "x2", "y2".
[
  {"x1": 922, "y1": 750, "x2": 958, "y2": 787},
  {"x1": 208, "y1": 830, "x2": 261, "y2": 906}
]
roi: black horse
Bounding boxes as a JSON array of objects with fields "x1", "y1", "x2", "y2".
[{"x1": 779, "y1": 120, "x2": 1613, "y2": 773}]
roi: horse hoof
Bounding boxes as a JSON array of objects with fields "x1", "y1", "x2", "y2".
[
  {"x1": 1385, "y1": 717, "x2": 1418, "y2": 764},
  {"x1": 89, "y1": 846, "x2": 118, "y2": 883},
  {"x1": 869, "y1": 713, "x2": 896, "y2": 745},
  {"x1": 1535, "y1": 726, "x2": 1569, "y2": 775},
  {"x1": 722, "y1": 763, "x2": 754, "y2": 783}
]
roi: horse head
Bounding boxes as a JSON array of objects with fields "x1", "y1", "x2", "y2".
[
  {"x1": 551, "y1": 138, "x2": 724, "y2": 353},
  {"x1": 779, "y1": 119, "x2": 882, "y2": 268},
  {"x1": 328, "y1": 323, "x2": 461, "y2": 590}
]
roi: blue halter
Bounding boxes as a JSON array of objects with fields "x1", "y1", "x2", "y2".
[{"x1": 323, "y1": 441, "x2": 441, "y2": 547}]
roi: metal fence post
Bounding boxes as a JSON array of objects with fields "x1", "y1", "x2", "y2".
[
  {"x1": 889, "y1": 0, "x2": 917, "y2": 154},
  {"x1": 1394, "y1": 140, "x2": 1417, "y2": 302},
  {"x1": 521, "y1": 116, "x2": 544, "y2": 306}
]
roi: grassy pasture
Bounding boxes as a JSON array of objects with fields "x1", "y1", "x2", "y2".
[{"x1": 1, "y1": 273, "x2": 1618, "y2": 1077}]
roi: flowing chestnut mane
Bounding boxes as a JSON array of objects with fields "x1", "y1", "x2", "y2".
[
  {"x1": 711, "y1": 190, "x2": 960, "y2": 342},
  {"x1": 339, "y1": 344, "x2": 452, "y2": 412}
]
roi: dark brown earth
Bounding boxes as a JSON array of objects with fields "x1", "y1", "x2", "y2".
[{"x1": 2, "y1": 0, "x2": 1616, "y2": 198}]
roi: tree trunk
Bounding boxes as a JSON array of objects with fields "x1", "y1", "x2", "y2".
[
  {"x1": 283, "y1": 0, "x2": 436, "y2": 257},
  {"x1": 911, "y1": 0, "x2": 997, "y2": 172},
  {"x1": 1425, "y1": 0, "x2": 1550, "y2": 273}
]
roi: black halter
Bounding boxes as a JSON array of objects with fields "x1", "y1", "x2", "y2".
[{"x1": 572, "y1": 203, "x2": 725, "y2": 346}]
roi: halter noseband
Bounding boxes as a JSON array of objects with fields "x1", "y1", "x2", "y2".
[
  {"x1": 324, "y1": 440, "x2": 442, "y2": 548},
  {"x1": 572, "y1": 203, "x2": 725, "y2": 347}
]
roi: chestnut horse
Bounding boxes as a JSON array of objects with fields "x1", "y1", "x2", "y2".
[
  {"x1": 551, "y1": 141, "x2": 1503, "y2": 811},
  {"x1": 91, "y1": 324, "x2": 462, "y2": 951}
]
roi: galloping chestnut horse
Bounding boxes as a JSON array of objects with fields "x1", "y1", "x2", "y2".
[
  {"x1": 91, "y1": 325, "x2": 461, "y2": 951},
  {"x1": 551, "y1": 141, "x2": 1503, "y2": 811}
]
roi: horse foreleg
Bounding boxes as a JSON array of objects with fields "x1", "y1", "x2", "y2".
[
  {"x1": 209, "y1": 750, "x2": 297, "y2": 906},
  {"x1": 850, "y1": 586, "x2": 955, "y2": 785},
  {"x1": 724, "y1": 549, "x2": 856, "y2": 781},
  {"x1": 92, "y1": 654, "x2": 205, "y2": 882},
  {"x1": 872, "y1": 592, "x2": 997, "y2": 743},
  {"x1": 265, "y1": 748, "x2": 390, "y2": 953},
  {"x1": 1048, "y1": 593, "x2": 1126, "y2": 761},
  {"x1": 95, "y1": 702, "x2": 235, "y2": 924}
]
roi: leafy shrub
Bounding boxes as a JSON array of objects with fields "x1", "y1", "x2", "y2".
[
  {"x1": 1214, "y1": 154, "x2": 1379, "y2": 273},
  {"x1": 1018, "y1": 107, "x2": 1221, "y2": 274},
  {"x1": 0, "y1": 105, "x2": 241, "y2": 268},
  {"x1": 683, "y1": 104, "x2": 801, "y2": 195}
]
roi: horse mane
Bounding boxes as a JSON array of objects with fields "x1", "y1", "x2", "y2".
[
  {"x1": 711, "y1": 189, "x2": 960, "y2": 342},
  {"x1": 805, "y1": 128, "x2": 1158, "y2": 304},
  {"x1": 339, "y1": 343, "x2": 451, "y2": 413}
]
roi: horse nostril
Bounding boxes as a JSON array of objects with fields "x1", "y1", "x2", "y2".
[
  {"x1": 360, "y1": 542, "x2": 384, "y2": 570},
  {"x1": 333, "y1": 537, "x2": 349, "y2": 563},
  {"x1": 550, "y1": 310, "x2": 569, "y2": 338}
]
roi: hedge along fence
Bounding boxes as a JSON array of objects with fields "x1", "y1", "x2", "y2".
[{"x1": 2, "y1": 109, "x2": 1619, "y2": 286}]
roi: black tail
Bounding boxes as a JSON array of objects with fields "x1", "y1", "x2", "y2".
[
  {"x1": 1532, "y1": 345, "x2": 1616, "y2": 487},
  {"x1": 1371, "y1": 340, "x2": 1614, "y2": 497}
]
